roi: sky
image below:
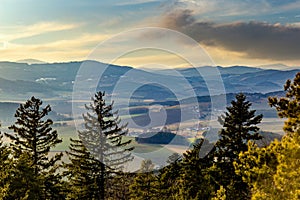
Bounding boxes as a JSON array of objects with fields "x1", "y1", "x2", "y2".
[{"x1": 1, "y1": 0, "x2": 300, "y2": 68}]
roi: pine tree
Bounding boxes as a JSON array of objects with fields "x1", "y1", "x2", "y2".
[
  {"x1": 156, "y1": 153, "x2": 182, "y2": 199},
  {"x1": 177, "y1": 139, "x2": 215, "y2": 199},
  {"x1": 5, "y1": 96, "x2": 63, "y2": 199},
  {"x1": 216, "y1": 93, "x2": 263, "y2": 162},
  {"x1": 236, "y1": 72, "x2": 300, "y2": 200},
  {"x1": 235, "y1": 140, "x2": 281, "y2": 200},
  {"x1": 129, "y1": 160, "x2": 157, "y2": 200},
  {"x1": 214, "y1": 93, "x2": 263, "y2": 199},
  {"x1": 268, "y1": 72, "x2": 300, "y2": 134},
  {"x1": 154, "y1": 140, "x2": 216, "y2": 200},
  {"x1": 106, "y1": 171, "x2": 135, "y2": 200},
  {"x1": 65, "y1": 138, "x2": 103, "y2": 199},
  {"x1": 267, "y1": 73, "x2": 300, "y2": 198},
  {"x1": 236, "y1": 132, "x2": 300, "y2": 200},
  {"x1": 0, "y1": 132, "x2": 12, "y2": 199},
  {"x1": 6, "y1": 151, "x2": 42, "y2": 199},
  {"x1": 69, "y1": 91, "x2": 133, "y2": 199}
]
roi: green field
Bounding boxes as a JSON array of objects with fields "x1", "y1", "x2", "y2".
[
  {"x1": 53, "y1": 126, "x2": 78, "y2": 151},
  {"x1": 52, "y1": 128, "x2": 183, "y2": 170},
  {"x1": 51, "y1": 116, "x2": 285, "y2": 152},
  {"x1": 54, "y1": 128, "x2": 178, "y2": 156}
]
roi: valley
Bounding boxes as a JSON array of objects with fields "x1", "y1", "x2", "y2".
[{"x1": 0, "y1": 61, "x2": 291, "y2": 165}]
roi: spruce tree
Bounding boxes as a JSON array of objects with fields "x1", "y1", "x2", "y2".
[
  {"x1": 129, "y1": 160, "x2": 157, "y2": 200},
  {"x1": 0, "y1": 132, "x2": 12, "y2": 198},
  {"x1": 177, "y1": 139, "x2": 215, "y2": 199},
  {"x1": 6, "y1": 151, "x2": 42, "y2": 199},
  {"x1": 69, "y1": 91, "x2": 133, "y2": 199},
  {"x1": 65, "y1": 138, "x2": 103, "y2": 199},
  {"x1": 106, "y1": 171, "x2": 135, "y2": 199},
  {"x1": 214, "y1": 93, "x2": 263, "y2": 199},
  {"x1": 216, "y1": 93, "x2": 263, "y2": 162},
  {"x1": 5, "y1": 96, "x2": 63, "y2": 198},
  {"x1": 155, "y1": 153, "x2": 181, "y2": 200},
  {"x1": 236, "y1": 72, "x2": 300, "y2": 199}
]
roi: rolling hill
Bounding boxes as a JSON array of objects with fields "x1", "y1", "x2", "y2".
[
  {"x1": 0, "y1": 60, "x2": 298, "y2": 101},
  {"x1": 0, "y1": 60, "x2": 298, "y2": 123},
  {"x1": 0, "y1": 60, "x2": 293, "y2": 144}
]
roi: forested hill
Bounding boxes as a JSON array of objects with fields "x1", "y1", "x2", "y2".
[
  {"x1": 135, "y1": 131, "x2": 189, "y2": 145},
  {"x1": 0, "y1": 61, "x2": 298, "y2": 101}
]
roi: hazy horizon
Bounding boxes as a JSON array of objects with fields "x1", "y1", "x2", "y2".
[
  {"x1": 1, "y1": 1, "x2": 300, "y2": 69},
  {"x1": 0, "y1": 59, "x2": 298, "y2": 71}
]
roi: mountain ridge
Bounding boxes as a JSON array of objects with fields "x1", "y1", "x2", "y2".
[{"x1": 0, "y1": 60, "x2": 298, "y2": 102}]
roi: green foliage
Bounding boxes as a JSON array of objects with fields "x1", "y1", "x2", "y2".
[
  {"x1": 236, "y1": 132, "x2": 300, "y2": 200},
  {"x1": 4, "y1": 96, "x2": 63, "y2": 199},
  {"x1": 214, "y1": 93, "x2": 263, "y2": 199},
  {"x1": 176, "y1": 139, "x2": 215, "y2": 199},
  {"x1": 0, "y1": 78, "x2": 298, "y2": 199},
  {"x1": 5, "y1": 152, "x2": 43, "y2": 199},
  {"x1": 66, "y1": 91, "x2": 133, "y2": 199},
  {"x1": 0, "y1": 132, "x2": 12, "y2": 199},
  {"x1": 79, "y1": 91, "x2": 133, "y2": 170},
  {"x1": 156, "y1": 153, "x2": 182, "y2": 199},
  {"x1": 65, "y1": 138, "x2": 103, "y2": 199},
  {"x1": 216, "y1": 93, "x2": 263, "y2": 162},
  {"x1": 236, "y1": 72, "x2": 300, "y2": 200},
  {"x1": 129, "y1": 160, "x2": 158, "y2": 200},
  {"x1": 235, "y1": 141, "x2": 280, "y2": 199},
  {"x1": 5, "y1": 96, "x2": 62, "y2": 174},
  {"x1": 154, "y1": 140, "x2": 216, "y2": 200},
  {"x1": 106, "y1": 171, "x2": 134, "y2": 200},
  {"x1": 273, "y1": 130, "x2": 300, "y2": 200},
  {"x1": 268, "y1": 72, "x2": 300, "y2": 134},
  {"x1": 212, "y1": 186, "x2": 226, "y2": 200},
  {"x1": 135, "y1": 132, "x2": 189, "y2": 145}
]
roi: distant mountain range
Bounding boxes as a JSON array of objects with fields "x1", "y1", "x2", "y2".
[
  {"x1": 17, "y1": 59, "x2": 47, "y2": 65},
  {"x1": 0, "y1": 60, "x2": 298, "y2": 102},
  {"x1": 0, "y1": 60, "x2": 297, "y2": 132}
]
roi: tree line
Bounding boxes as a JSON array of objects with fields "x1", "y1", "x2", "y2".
[{"x1": 0, "y1": 72, "x2": 299, "y2": 199}]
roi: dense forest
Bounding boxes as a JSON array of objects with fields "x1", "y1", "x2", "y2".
[{"x1": 0, "y1": 72, "x2": 299, "y2": 200}]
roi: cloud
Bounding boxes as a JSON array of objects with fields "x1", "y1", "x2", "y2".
[
  {"x1": 165, "y1": 0, "x2": 271, "y2": 18},
  {"x1": 0, "y1": 33, "x2": 111, "y2": 62},
  {"x1": 280, "y1": 1, "x2": 300, "y2": 12},
  {"x1": 170, "y1": 0, "x2": 300, "y2": 17},
  {"x1": 160, "y1": 9, "x2": 300, "y2": 60},
  {"x1": 0, "y1": 22, "x2": 80, "y2": 42},
  {"x1": 115, "y1": 0, "x2": 161, "y2": 6}
]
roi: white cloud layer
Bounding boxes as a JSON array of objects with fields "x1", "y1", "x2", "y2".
[
  {"x1": 0, "y1": 22, "x2": 80, "y2": 42},
  {"x1": 172, "y1": 0, "x2": 300, "y2": 18}
]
